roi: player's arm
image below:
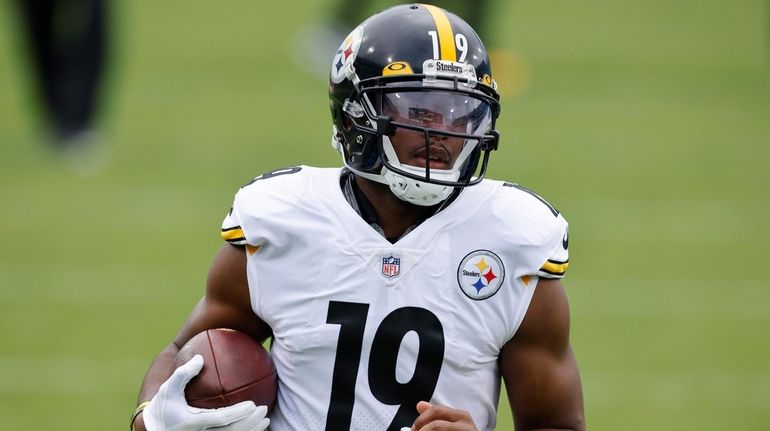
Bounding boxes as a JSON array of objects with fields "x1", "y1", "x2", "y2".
[
  {"x1": 133, "y1": 243, "x2": 271, "y2": 431},
  {"x1": 499, "y1": 278, "x2": 585, "y2": 431}
]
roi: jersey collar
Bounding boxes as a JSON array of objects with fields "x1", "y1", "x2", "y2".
[{"x1": 339, "y1": 169, "x2": 460, "y2": 243}]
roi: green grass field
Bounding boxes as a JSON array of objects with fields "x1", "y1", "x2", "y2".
[{"x1": 1, "y1": 0, "x2": 769, "y2": 429}]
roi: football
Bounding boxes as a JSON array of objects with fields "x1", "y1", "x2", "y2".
[{"x1": 174, "y1": 328, "x2": 277, "y2": 411}]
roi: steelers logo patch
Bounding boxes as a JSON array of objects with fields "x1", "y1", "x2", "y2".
[{"x1": 457, "y1": 250, "x2": 505, "y2": 300}]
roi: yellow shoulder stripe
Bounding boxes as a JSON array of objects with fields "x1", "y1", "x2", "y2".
[
  {"x1": 221, "y1": 227, "x2": 245, "y2": 241},
  {"x1": 541, "y1": 260, "x2": 569, "y2": 275},
  {"x1": 422, "y1": 4, "x2": 456, "y2": 61}
]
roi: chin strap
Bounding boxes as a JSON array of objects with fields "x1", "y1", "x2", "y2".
[{"x1": 383, "y1": 169, "x2": 454, "y2": 206}]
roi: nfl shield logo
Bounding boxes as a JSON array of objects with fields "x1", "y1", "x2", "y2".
[{"x1": 381, "y1": 255, "x2": 401, "y2": 278}]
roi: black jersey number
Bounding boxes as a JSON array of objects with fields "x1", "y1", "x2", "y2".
[
  {"x1": 325, "y1": 301, "x2": 445, "y2": 431},
  {"x1": 241, "y1": 166, "x2": 302, "y2": 188}
]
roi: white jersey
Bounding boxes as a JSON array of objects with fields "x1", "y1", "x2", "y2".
[{"x1": 221, "y1": 166, "x2": 569, "y2": 431}]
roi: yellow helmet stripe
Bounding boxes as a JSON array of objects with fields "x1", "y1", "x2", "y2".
[{"x1": 422, "y1": 4, "x2": 457, "y2": 61}]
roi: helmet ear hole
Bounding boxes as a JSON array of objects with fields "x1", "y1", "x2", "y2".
[{"x1": 343, "y1": 116, "x2": 353, "y2": 131}]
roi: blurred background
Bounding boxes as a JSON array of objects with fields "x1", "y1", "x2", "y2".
[{"x1": 1, "y1": 0, "x2": 768, "y2": 429}]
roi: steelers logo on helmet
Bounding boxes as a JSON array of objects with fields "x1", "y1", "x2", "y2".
[
  {"x1": 331, "y1": 25, "x2": 364, "y2": 84},
  {"x1": 457, "y1": 250, "x2": 505, "y2": 300}
]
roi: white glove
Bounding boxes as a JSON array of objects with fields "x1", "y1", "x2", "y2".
[{"x1": 144, "y1": 354, "x2": 270, "y2": 431}]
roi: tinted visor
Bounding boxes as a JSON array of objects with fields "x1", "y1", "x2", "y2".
[{"x1": 380, "y1": 91, "x2": 493, "y2": 136}]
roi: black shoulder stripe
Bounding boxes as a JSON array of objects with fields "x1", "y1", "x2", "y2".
[{"x1": 503, "y1": 182, "x2": 559, "y2": 217}]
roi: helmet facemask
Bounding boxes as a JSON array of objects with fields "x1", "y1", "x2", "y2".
[
  {"x1": 337, "y1": 74, "x2": 500, "y2": 206},
  {"x1": 327, "y1": 5, "x2": 502, "y2": 206}
]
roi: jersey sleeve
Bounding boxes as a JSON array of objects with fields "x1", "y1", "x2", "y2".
[
  {"x1": 220, "y1": 179, "x2": 265, "y2": 250},
  {"x1": 219, "y1": 166, "x2": 312, "y2": 253},
  {"x1": 494, "y1": 181, "x2": 571, "y2": 280},
  {"x1": 221, "y1": 206, "x2": 248, "y2": 246},
  {"x1": 537, "y1": 224, "x2": 569, "y2": 279},
  {"x1": 219, "y1": 185, "x2": 268, "y2": 255}
]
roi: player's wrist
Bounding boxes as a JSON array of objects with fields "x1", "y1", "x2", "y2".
[{"x1": 129, "y1": 401, "x2": 150, "y2": 431}]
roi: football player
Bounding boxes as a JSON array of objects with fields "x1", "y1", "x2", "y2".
[{"x1": 131, "y1": 5, "x2": 584, "y2": 431}]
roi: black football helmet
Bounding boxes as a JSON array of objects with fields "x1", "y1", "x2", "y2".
[{"x1": 329, "y1": 4, "x2": 501, "y2": 206}]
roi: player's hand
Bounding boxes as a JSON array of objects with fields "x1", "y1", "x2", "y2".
[
  {"x1": 143, "y1": 354, "x2": 270, "y2": 431},
  {"x1": 402, "y1": 401, "x2": 478, "y2": 431}
]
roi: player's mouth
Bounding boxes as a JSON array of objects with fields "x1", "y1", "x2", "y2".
[{"x1": 412, "y1": 146, "x2": 451, "y2": 169}]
